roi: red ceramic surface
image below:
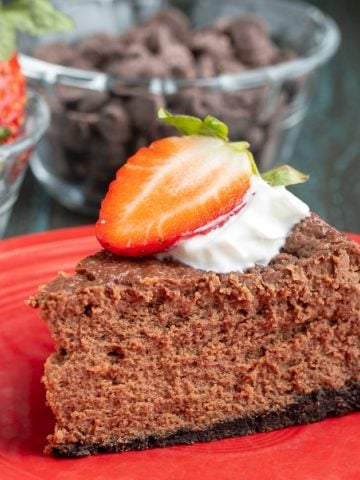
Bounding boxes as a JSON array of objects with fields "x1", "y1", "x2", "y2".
[{"x1": 0, "y1": 227, "x2": 359, "y2": 480}]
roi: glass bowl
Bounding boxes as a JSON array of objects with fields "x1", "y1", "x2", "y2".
[
  {"x1": 0, "y1": 90, "x2": 50, "y2": 237},
  {"x1": 20, "y1": 0, "x2": 340, "y2": 216}
]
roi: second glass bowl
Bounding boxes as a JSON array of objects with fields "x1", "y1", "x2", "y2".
[{"x1": 0, "y1": 90, "x2": 50, "y2": 236}]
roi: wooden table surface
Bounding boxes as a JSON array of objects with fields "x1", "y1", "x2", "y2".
[{"x1": 4, "y1": 0, "x2": 360, "y2": 239}]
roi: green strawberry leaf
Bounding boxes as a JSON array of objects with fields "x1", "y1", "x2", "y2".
[
  {"x1": 200, "y1": 114, "x2": 229, "y2": 140},
  {"x1": 248, "y1": 151, "x2": 260, "y2": 176},
  {"x1": 0, "y1": 0, "x2": 74, "y2": 61},
  {"x1": 0, "y1": 19, "x2": 16, "y2": 60},
  {"x1": 0, "y1": 125, "x2": 11, "y2": 143},
  {"x1": 158, "y1": 108, "x2": 229, "y2": 141},
  {"x1": 229, "y1": 141, "x2": 250, "y2": 152},
  {"x1": 261, "y1": 164, "x2": 309, "y2": 187},
  {"x1": 229, "y1": 141, "x2": 260, "y2": 175}
]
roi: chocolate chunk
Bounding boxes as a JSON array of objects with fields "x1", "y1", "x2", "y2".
[
  {"x1": 88, "y1": 136, "x2": 126, "y2": 172},
  {"x1": 196, "y1": 54, "x2": 216, "y2": 78},
  {"x1": 151, "y1": 7, "x2": 191, "y2": 43},
  {"x1": 152, "y1": 121, "x2": 178, "y2": 140},
  {"x1": 221, "y1": 87, "x2": 270, "y2": 114},
  {"x1": 122, "y1": 44, "x2": 149, "y2": 60},
  {"x1": 62, "y1": 110, "x2": 97, "y2": 152},
  {"x1": 97, "y1": 101, "x2": 131, "y2": 142},
  {"x1": 105, "y1": 142, "x2": 127, "y2": 169},
  {"x1": 179, "y1": 89, "x2": 223, "y2": 118},
  {"x1": 133, "y1": 135, "x2": 149, "y2": 151},
  {"x1": 227, "y1": 19, "x2": 277, "y2": 66},
  {"x1": 226, "y1": 14, "x2": 269, "y2": 37},
  {"x1": 76, "y1": 33, "x2": 114, "y2": 67},
  {"x1": 180, "y1": 89, "x2": 256, "y2": 141},
  {"x1": 78, "y1": 92, "x2": 109, "y2": 113},
  {"x1": 191, "y1": 31, "x2": 233, "y2": 62},
  {"x1": 31, "y1": 41, "x2": 77, "y2": 65},
  {"x1": 54, "y1": 84, "x2": 89, "y2": 107},
  {"x1": 107, "y1": 39, "x2": 128, "y2": 60},
  {"x1": 126, "y1": 95, "x2": 163, "y2": 133},
  {"x1": 106, "y1": 56, "x2": 169, "y2": 79},
  {"x1": 161, "y1": 44, "x2": 196, "y2": 78},
  {"x1": 141, "y1": 24, "x2": 174, "y2": 55},
  {"x1": 211, "y1": 17, "x2": 233, "y2": 34}
]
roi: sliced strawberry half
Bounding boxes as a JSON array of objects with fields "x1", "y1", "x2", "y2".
[{"x1": 96, "y1": 135, "x2": 252, "y2": 256}]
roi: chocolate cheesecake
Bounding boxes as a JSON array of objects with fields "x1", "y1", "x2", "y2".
[{"x1": 30, "y1": 213, "x2": 360, "y2": 457}]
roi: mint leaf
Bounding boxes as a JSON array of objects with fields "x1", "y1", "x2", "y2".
[
  {"x1": 261, "y1": 165, "x2": 309, "y2": 187},
  {"x1": 158, "y1": 108, "x2": 229, "y2": 140},
  {"x1": 4, "y1": 0, "x2": 74, "y2": 34},
  {"x1": 0, "y1": 0, "x2": 74, "y2": 60},
  {"x1": 29, "y1": 0, "x2": 74, "y2": 33},
  {"x1": 200, "y1": 115, "x2": 228, "y2": 140},
  {"x1": 0, "y1": 19, "x2": 16, "y2": 60}
]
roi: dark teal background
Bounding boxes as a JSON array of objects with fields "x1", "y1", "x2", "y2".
[
  {"x1": 291, "y1": 0, "x2": 360, "y2": 232},
  {"x1": 5, "y1": 0, "x2": 360, "y2": 237}
]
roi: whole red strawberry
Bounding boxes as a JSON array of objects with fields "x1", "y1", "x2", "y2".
[
  {"x1": 0, "y1": 0, "x2": 73, "y2": 144},
  {"x1": 0, "y1": 54, "x2": 26, "y2": 143}
]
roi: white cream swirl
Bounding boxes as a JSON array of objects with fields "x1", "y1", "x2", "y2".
[{"x1": 156, "y1": 175, "x2": 309, "y2": 273}]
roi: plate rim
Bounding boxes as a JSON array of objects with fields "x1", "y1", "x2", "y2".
[{"x1": 0, "y1": 225, "x2": 95, "y2": 253}]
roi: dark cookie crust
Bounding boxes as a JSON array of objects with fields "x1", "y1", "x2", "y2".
[{"x1": 51, "y1": 382, "x2": 360, "y2": 458}]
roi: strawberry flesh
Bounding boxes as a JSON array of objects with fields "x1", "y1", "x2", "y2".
[{"x1": 96, "y1": 135, "x2": 252, "y2": 256}]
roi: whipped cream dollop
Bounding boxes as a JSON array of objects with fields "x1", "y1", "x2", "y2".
[{"x1": 156, "y1": 175, "x2": 309, "y2": 273}]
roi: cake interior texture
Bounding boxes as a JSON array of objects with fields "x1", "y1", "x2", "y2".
[{"x1": 30, "y1": 214, "x2": 360, "y2": 457}]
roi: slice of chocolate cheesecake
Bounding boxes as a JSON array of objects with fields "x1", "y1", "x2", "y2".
[{"x1": 29, "y1": 213, "x2": 360, "y2": 457}]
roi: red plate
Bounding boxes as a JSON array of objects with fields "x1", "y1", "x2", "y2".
[{"x1": 0, "y1": 227, "x2": 359, "y2": 480}]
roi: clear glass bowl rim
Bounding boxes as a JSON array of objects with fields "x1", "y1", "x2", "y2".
[
  {"x1": 0, "y1": 89, "x2": 50, "y2": 157},
  {"x1": 20, "y1": 0, "x2": 340, "y2": 94}
]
